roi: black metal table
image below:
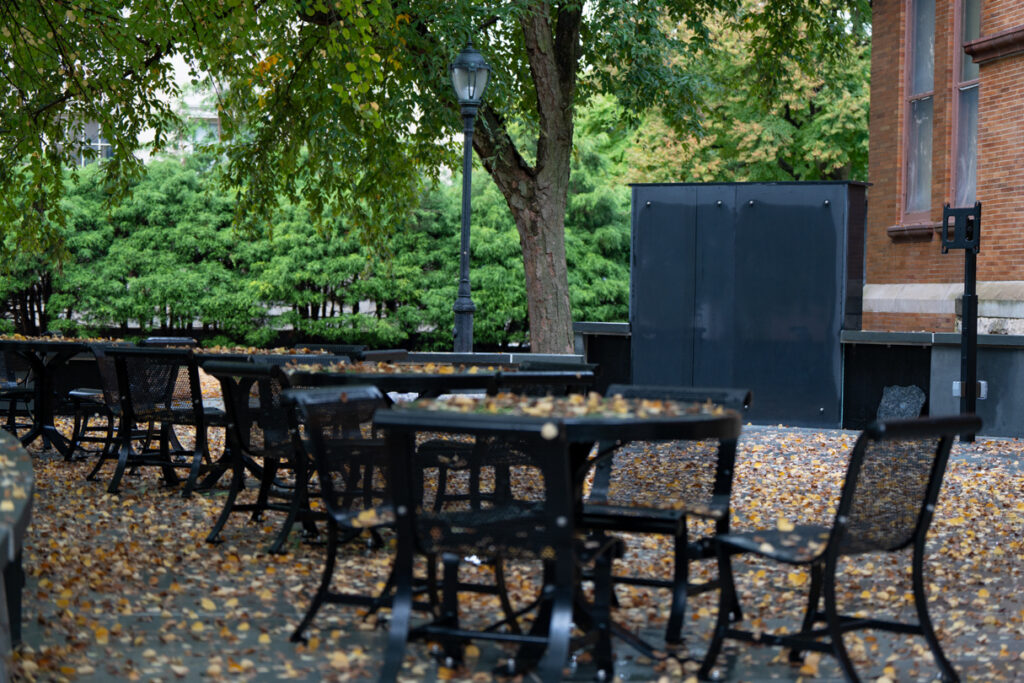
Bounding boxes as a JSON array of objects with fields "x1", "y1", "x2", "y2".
[
  {"x1": 374, "y1": 398, "x2": 742, "y2": 681},
  {"x1": 287, "y1": 366, "x2": 594, "y2": 398},
  {"x1": 0, "y1": 339, "x2": 97, "y2": 457}
]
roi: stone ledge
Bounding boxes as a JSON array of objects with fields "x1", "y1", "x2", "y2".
[
  {"x1": 886, "y1": 223, "x2": 938, "y2": 240},
  {"x1": 965, "y1": 25, "x2": 1024, "y2": 65}
]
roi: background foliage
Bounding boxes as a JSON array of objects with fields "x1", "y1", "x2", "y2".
[
  {"x1": 5, "y1": 97, "x2": 632, "y2": 348},
  {"x1": 0, "y1": 7, "x2": 869, "y2": 348}
]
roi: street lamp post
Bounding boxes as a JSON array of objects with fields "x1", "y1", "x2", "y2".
[{"x1": 449, "y1": 42, "x2": 490, "y2": 353}]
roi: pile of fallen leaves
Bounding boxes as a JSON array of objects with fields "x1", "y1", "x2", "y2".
[
  {"x1": 0, "y1": 335, "x2": 127, "y2": 344},
  {"x1": 405, "y1": 392, "x2": 725, "y2": 419},
  {"x1": 10, "y1": 411, "x2": 1024, "y2": 681},
  {"x1": 203, "y1": 346, "x2": 336, "y2": 356},
  {"x1": 291, "y1": 361, "x2": 507, "y2": 375}
]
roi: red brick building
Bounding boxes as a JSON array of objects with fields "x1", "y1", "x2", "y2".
[{"x1": 865, "y1": 0, "x2": 1024, "y2": 333}]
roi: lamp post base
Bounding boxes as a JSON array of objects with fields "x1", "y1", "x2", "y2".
[{"x1": 453, "y1": 298, "x2": 475, "y2": 353}]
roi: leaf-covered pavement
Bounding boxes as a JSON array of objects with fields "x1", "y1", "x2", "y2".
[{"x1": 11, "y1": 422, "x2": 1024, "y2": 682}]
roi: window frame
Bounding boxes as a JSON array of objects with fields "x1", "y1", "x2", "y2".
[
  {"x1": 902, "y1": 0, "x2": 936, "y2": 224},
  {"x1": 951, "y1": 0, "x2": 980, "y2": 208}
]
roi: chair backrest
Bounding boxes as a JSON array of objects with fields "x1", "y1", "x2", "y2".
[
  {"x1": 0, "y1": 351, "x2": 29, "y2": 386},
  {"x1": 106, "y1": 347, "x2": 203, "y2": 425},
  {"x1": 204, "y1": 360, "x2": 292, "y2": 458},
  {"x1": 88, "y1": 345, "x2": 123, "y2": 409},
  {"x1": 285, "y1": 386, "x2": 389, "y2": 516},
  {"x1": 832, "y1": 415, "x2": 981, "y2": 556},
  {"x1": 383, "y1": 417, "x2": 577, "y2": 560},
  {"x1": 588, "y1": 384, "x2": 750, "y2": 510}
]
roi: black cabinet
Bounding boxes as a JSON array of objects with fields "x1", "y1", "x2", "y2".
[{"x1": 630, "y1": 182, "x2": 866, "y2": 427}]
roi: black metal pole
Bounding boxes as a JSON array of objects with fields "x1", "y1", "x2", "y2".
[
  {"x1": 961, "y1": 241, "x2": 978, "y2": 441},
  {"x1": 453, "y1": 106, "x2": 477, "y2": 352}
]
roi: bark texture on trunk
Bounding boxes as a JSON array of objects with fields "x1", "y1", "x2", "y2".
[{"x1": 473, "y1": 2, "x2": 581, "y2": 354}]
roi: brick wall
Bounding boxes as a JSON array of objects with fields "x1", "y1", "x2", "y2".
[
  {"x1": 976, "y1": 54, "x2": 1024, "y2": 280},
  {"x1": 863, "y1": 312, "x2": 958, "y2": 331},
  {"x1": 866, "y1": 0, "x2": 1024, "y2": 332},
  {"x1": 985, "y1": 0, "x2": 1023, "y2": 33}
]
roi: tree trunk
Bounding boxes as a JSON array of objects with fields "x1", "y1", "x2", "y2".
[{"x1": 474, "y1": 2, "x2": 581, "y2": 354}]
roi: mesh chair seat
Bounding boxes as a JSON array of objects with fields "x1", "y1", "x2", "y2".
[
  {"x1": 585, "y1": 494, "x2": 730, "y2": 527},
  {"x1": 716, "y1": 526, "x2": 832, "y2": 564}
]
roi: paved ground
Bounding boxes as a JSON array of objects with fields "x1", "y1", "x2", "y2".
[{"x1": 11, "y1": 424, "x2": 1024, "y2": 682}]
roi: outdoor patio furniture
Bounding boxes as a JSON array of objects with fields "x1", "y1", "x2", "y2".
[
  {"x1": 203, "y1": 361, "x2": 321, "y2": 552},
  {"x1": 374, "y1": 396, "x2": 741, "y2": 682},
  {"x1": 582, "y1": 384, "x2": 751, "y2": 647},
  {"x1": 284, "y1": 386, "x2": 393, "y2": 644},
  {"x1": 698, "y1": 414, "x2": 981, "y2": 683},
  {"x1": 0, "y1": 351, "x2": 33, "y2": 438},
  {"x1": 0, "y1": 338, "x2": 94, "y2": 457},
  {"x1": 291, "y1": 344, "x2": 409, "y2": 362},
  {"x1": 287, "y1": 364, "x2": 595, "y2": 401},
  {"x1": 64, "y1": 345, "x2": 121, "y2": 460},
  {"x1": 88, "y1": 347, "x2": 227, "y2": 496},
  {"x1": 0, "y1": 430, "x2": 34, "y2": 663}
]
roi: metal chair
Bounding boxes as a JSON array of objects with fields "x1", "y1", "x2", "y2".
[
  {"x1": 581, "y1": 384, "x2": 750, "y2": 647},
  {"x1": 65, "y1": 345, "x2": 124, "y2": 460},
  {"x1": 0, "y1": 352, "x2": 33, "y2": 438},
  {"x1": 203, "y1": 361, "x2": 319, "y2": 553},
  {"x1": 698, "y1": 415, "x2": 980, "y2": 683},
  {"x1": 284, "y1": 386, "x2": 392, "y2": 643},
  {"x1": 88, "y1": 347, "x2": 226, "y2": 497}
]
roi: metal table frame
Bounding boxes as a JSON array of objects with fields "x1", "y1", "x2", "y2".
[{"x1": 374, "y1": 403, "x2": 741, "y2": 681}]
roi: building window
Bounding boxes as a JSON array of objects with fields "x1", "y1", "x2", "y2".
[
  {"x1": 77, "y1": 122, "x2": 113, "y2": 167},
  {"x1": 905, "y1": 0, "x2": 934, "y2": 218},
  {"x1": 953, "y1": 0, "x2": 980, "y2": 207}
]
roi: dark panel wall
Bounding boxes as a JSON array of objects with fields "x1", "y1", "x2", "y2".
[
  {"x1": 629, "y1": 186, "x2": 698, "y2": 385},
  {"x1": 630, "y1": 182, "x2": 866, "y2": 427}
]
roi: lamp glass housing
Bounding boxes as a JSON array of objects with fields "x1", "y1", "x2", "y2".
[{"x1": 450, "y1": 44, "x2": 490, "y2": 104}]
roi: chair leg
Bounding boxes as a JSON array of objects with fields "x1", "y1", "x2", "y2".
[
  {"x1": 665, "y1": 517, "x2": 689, "y2": 644},
  {"x1": 789, "y1": 562, "x2": 824, "y2": 663},
  {"x1": 291, "y1": 520, "x2": 340, "y2": 643},
  {"x1": 206, "y1": 452, "x2": 246, "y2": 544},
  {"x1": 438, "y1": 554, "x2": 464, "y2": 664},
  {"x1": 592, "y1": 538, "x2": 616, "y2": 680},
  {"x1": 379, "y1": 530, "x2": 416, "y2": 683},
  {"x1": 182, "y1": 432, "x2": 208, "y2": 498},
  {"x1": 68, "y1": 402, "x2": 87, "y2": 461},
  {"x1": 270, "y1": 463, "x2": 306, "y2": 555},
  {"x1": 252, "y1": 460, "x2": 277, "y2": 522},
  {"x1": 698, "y1": 543, "x2": 739, "y2": 680},
  {"x1": 823, "y1": 557, "x2": 861, "y2": 683},
  {"x1": 491, "y1": 558, "x2": 521, "y2": 635},
  {"x1": 433, "y1": 465, "x2": 449, "y2": 512},
  {"x1": 535, "y1": 559, "x2": 574, "y2": 683},
  {"x1": 106, "y1": 443, "x2": 132, "y2": 494},
  {"x1": 912, "y1": 547, "x2": 959, "y2": 682}
]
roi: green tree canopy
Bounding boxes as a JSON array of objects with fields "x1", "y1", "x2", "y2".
[{"x1": 1, "y1": 0, "x2": 869, "y2": 351}]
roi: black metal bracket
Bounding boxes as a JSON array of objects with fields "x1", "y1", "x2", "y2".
[{"x1": 941, "y1": 202, "x2": 981, "y2": 254}]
